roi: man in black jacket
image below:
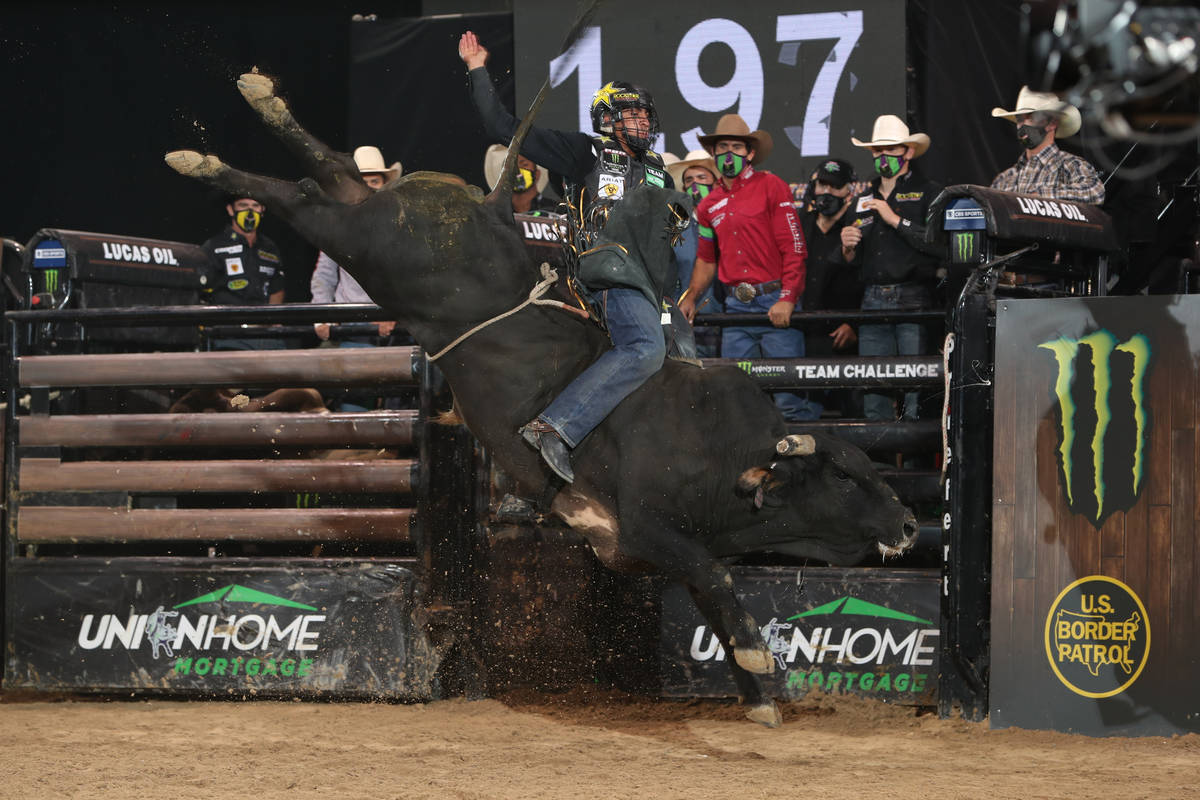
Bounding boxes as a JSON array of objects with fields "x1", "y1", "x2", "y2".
[
  {"x1": 799, "y1": 158, "x2": 863, "y2": 416},
  {"x1": 839, "y1": 116, "x2": 942, "y2": 422}
]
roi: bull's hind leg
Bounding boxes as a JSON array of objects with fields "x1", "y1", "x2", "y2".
[{"x1": 236, "y1": 71, "x2": 370, "y2": 205}]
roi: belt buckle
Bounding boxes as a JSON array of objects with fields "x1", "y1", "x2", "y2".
[{"x1": 733, "y1": 282, "x2": 757, "y2": 303}]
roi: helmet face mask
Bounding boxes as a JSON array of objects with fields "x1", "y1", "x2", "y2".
[{"x1": 590, "y1": 81, "x2": 660, "y2": 153}]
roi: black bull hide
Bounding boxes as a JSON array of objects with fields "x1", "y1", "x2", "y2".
[{"x1": 165, "y1": 73, "x2": 917, "y2": 726}]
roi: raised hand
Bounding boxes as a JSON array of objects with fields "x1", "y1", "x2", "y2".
[{"x1": 458, "y1": 31, "x2": 489, "y2": 70}]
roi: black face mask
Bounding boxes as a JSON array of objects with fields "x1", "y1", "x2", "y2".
[
  {"x1": 812, "y1": 193, "x2": 844, "y2": 217},
  {"x1": 1017, "y1": 124, "x2": 1047, "y2": 150}
]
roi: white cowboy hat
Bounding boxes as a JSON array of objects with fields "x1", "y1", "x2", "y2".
[
  {"x1": 483, "y1": 144, "x2": 550, "y2": 194},
  {"x1": 352, "y1": 145, "x2": 403, "y2": 180},
  {"x1": 698, "y1": 114, "x2": 774, "y2": 164},
  {"x1": 851, "y1": 115, "x2": 931, "y2": 157},
  {"x1": 666, "y1": 149, "x2": 719, "y2": 189},
  {"x1": 991, "y1": 86, "x2": 1082, "y2": 138}
]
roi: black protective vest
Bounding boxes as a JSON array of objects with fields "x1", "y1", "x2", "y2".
[{"x1": 566, "y1": 136, "x2": 671, "y2": 251}]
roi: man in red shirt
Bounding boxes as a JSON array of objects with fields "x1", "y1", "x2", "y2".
[{"x1": 678, "y1": 114, "x2": 815, "y2": 420}]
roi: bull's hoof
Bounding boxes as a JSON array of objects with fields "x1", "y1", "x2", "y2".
[
  {"x1": 238, "y1": 72, "x2": 289, "y2": 124},
  {"x1": 745, "y1": 700, "x2": 782, "y2": 728},
  {"x1": 236, "y1": 71, "x2": 275, "y2": 102},
  {"x1": 164, "y1": 150, "x2": 224, "y2": 178},
  {"x1": 734, "y1": 646, "x2": 774, "y2": 675}
]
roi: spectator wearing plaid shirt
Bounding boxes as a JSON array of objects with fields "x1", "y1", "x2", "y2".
[{"x1": 990, "y1": 86, "x2": 1105, "y2": 204}]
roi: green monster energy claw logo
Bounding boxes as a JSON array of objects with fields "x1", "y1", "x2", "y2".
[
  {"x1": 737, "y1": 360, "x2": 752, "y2": 374},
  {"x1": 43, "y1": 269, "x2": 59, "y2": 293},
  {"x1": 954, "y1": 232, "x2": 976, "y2": 262},
  {"x1": 1039, "y1": 330, "x2": 1151, "y2": 526}
]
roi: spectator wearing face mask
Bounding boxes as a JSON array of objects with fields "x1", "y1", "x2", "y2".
[
  {"x1": 665, "y1": 149, "x2": 722, "y2": 357},
  {"x1": 679, "y1": 114, "x2": 818, "y2": 422},
  {"x1": 799, "y1": 158, "x2": 864, "y2": 417},
  {"x1": 839, "y1": 115, "x2": 943, "y2": 423},
  {"x1": 482, "y1": 144, "x2": 559, "y2": 215},
  {"x1": 990, "y1": 86, "x2": 1104, "y2": 204},
  {"x1": 200, "y1": 192, "x2": 286, "y2": 350}
]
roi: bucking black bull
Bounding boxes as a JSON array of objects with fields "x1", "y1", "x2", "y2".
[{"x1": 165, "y1": 71, "x2": 917, "y2": 727}]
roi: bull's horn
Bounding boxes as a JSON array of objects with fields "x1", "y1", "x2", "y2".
[{"x1": 776, "y1": 434, "x2": 815, "y2": 456}]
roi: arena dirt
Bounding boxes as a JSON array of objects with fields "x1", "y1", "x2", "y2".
[{"x1": 1, "y1": 689, "x2": 1196, "y2": 799}]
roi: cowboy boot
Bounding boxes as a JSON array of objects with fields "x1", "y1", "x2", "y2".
[{"x1": 519, "y1": 419, "x2": 574, "y2": 483}]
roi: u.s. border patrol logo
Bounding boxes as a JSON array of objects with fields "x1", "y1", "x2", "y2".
[{"x1": 1039, "y1": 330, "x2": 1151, "y2": 526}]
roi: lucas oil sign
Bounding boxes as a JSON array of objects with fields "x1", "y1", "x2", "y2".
[
  {"x1": 660, "y1": 566, "x2": 939, "y2": 704},
  {"x1": 5, "y1": 559, "x2": 435, "y2": 698}
]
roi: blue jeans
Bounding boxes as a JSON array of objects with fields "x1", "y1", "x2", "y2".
[
  {"x1": 334, "y1": 339, "x2": 375, "y2": 412},
  {"x1": 541, "y1": 287, "x2": 666, "y2": 447},
  {"x1": 721, "y1": 290, "x2": 822, "y2": 421},
  {"x1": 859, "y1": 283, "x2": 928, "y2": 421}
]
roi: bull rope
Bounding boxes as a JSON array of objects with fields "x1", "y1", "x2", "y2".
[{"x1": 427, "y1": 263, "x2": 588, "y2": 363}]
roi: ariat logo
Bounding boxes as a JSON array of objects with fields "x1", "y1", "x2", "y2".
[
  {"x1": 1044, "y1": 576, "x2": 1149, "y2": 698},
  {"x1": 1039, "y1": 330, "x2": 1151, "y2": 526},
  {"x1": 954, "y1": 232, "x2": 977, "y2": 262}
]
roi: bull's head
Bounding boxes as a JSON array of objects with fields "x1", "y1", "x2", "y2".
[{"x1": 732, "y1": 433, "x2": 918, "y2": 565}]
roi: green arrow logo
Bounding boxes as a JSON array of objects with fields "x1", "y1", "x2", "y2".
[
  {"x1": 786, "y1": 596, "x2": 932, "y2": 625},
  {"x1": 173, "y1": 584, "x2": 317, "y2": 611}
]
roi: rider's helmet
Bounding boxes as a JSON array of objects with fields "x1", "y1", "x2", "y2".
[{"x1": 590, "y1": 80, "x2": 660, "y2": 153}]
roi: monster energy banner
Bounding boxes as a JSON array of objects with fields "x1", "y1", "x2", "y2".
[
  {"x1": 4, "y1": 558, "x2": 436, "y2": 698},
  {"x1": 660, "y1": 566, "x2": 940, "y2": 705},
  {"x1": 991, "y1": 295, "x2": 1200, "y2": 736},
  {"x1": 927, "y1": 185, "x2": 1118, "y2": 253}
]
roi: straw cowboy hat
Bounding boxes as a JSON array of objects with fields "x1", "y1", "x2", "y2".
[
  {"x1": 483, "y1": 144, "x2": 550, "y2": 194},
  {"x1": 697, "y1": 114, "x2": 774, "y2": 164},
  {"x1": 352, "y1": 145, "x2": 403, "y2": 180},
  {"x1": 666, "y1": 149, "x2": 719, "y2": 188},
  {"x1": 991, "y1": 86, "x2": 1082, "y2": 137},
  {"x1": 851, "y1": 115, "x2": 931, "y2": 157}
]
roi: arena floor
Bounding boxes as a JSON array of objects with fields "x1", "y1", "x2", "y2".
[{"x1": 1, "y1": 690, "x2": 1196, "y2": 798}]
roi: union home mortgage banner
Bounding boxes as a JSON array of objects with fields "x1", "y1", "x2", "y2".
[
  {"x1": 661, "y1": 566, "x2": 939, "y2": 705},
  {"x1": 5, "y1": 559, "x2": 435, "y2": 698},
  {"x1": 991, "y1": 295, "x2": 1200, "y2": 736}
]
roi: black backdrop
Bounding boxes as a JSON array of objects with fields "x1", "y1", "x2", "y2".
[
  {"x1": 1, "y1": 1, "x2": 1187, "y2": 301},
  {"x1": 350, "y1": 13, "x2": 514, "y2": 191},
  {"x1": 0, "y1": 2, "x2": 373, "y2": 302}
]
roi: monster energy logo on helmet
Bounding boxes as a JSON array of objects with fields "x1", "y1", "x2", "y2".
[
  {"x1": 43, "y1": 269, "x2": 60, "y2": 294},
  {"x1": 1039, "y1": 330, "x2": 1151, "y2": 526}
]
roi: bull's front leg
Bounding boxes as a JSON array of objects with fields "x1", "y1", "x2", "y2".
[
  {"x1": 611, "y1": 504, "x2": 780, "y2": 727},
  {"x1": 686, "y1": 585, "x2": 782, "y2": 728}
]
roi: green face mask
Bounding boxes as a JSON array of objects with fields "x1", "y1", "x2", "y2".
[
  {"x1": 514, "y1": 168, "x2": 534, "y2": 192},
  {"x1": 234, "y1": 209, "x2": 262, "y2": 233},
  {"x1": 717, "y1": 151, "x2": 746, "y2": 178},
  {"x1": 873, "y1": 154, "x2": 905, "y2": 178},
  {"x1": 687, "y1": 182, "x2": 711, "y2": 202}
]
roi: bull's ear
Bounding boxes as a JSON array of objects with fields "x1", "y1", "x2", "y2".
[{"x1": 736, "y1": 466, "x2": 774, "y2": 509}]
